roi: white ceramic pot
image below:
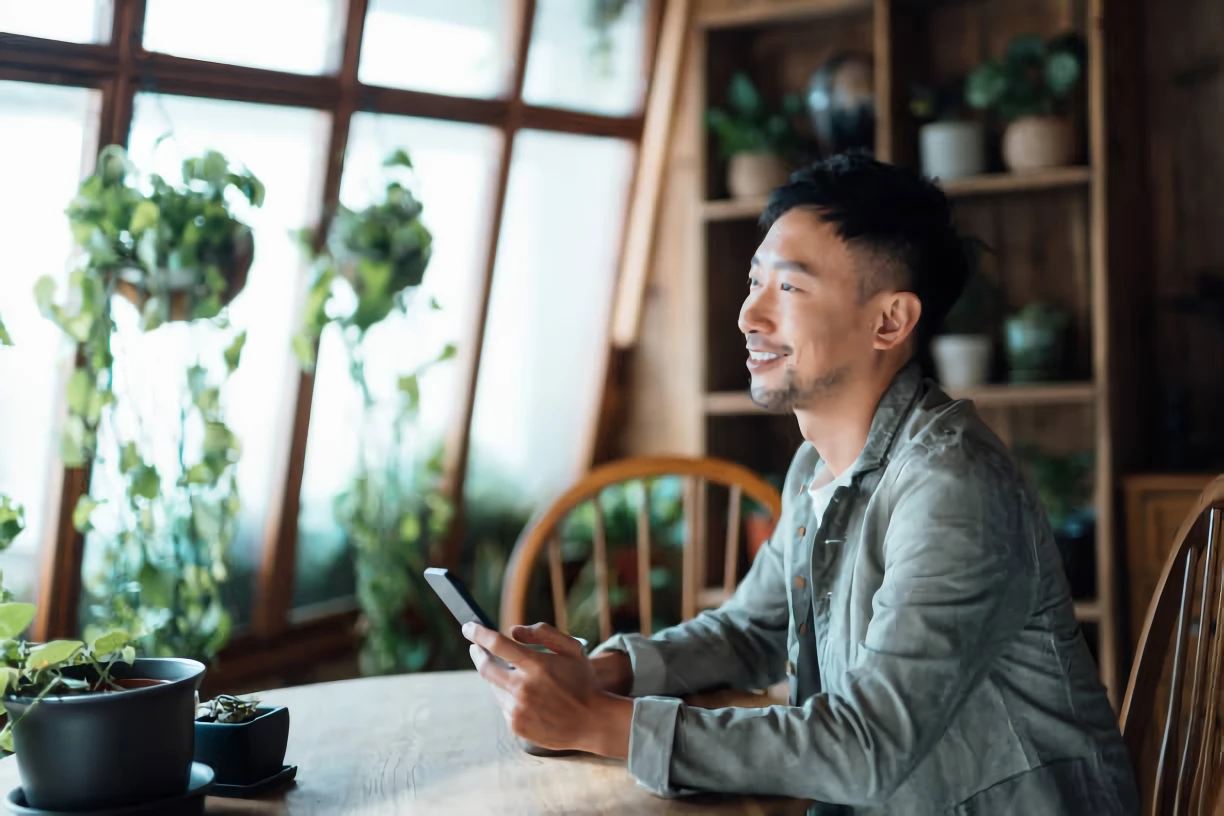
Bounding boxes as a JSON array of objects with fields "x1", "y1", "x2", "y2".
[
  {"x1": 1002, "y1": 116, "x2": 1076, "y2": 172},
  {"x1": 726, "y1": 152, "x2": 790, "y2": 199},
  {"x1": 919, "y1": 121, "x2": 986, "y2": 181},
  {"x1": 931, "y1": 334, "x2": 992, "y2": 390}
]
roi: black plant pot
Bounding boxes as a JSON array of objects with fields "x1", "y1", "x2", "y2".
[
  {"x1": 4, "y1": 657, "x2": 205, "y2": 811},
  {"x1": 194, "y1": 706, "x2": 289, "y2": 786}
]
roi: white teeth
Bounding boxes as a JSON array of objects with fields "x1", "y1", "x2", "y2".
[{"x1": 748, "y1": 351, "x2": 779, "y2": 361}]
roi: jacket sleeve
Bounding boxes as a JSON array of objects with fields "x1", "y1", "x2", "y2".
[
  {"x1": 591, "y1": 528, "x2": 790, "y2": 697},
  {"x1": 621, "y1": 448, "x2": 1037, "y2": 806}
]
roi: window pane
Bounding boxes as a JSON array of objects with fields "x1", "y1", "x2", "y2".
[
  {"x1": 0, "y1": 81, "x2": 100, "y2": 603},
  {"x1": 294, "y1": 114, "x2": 501, "y2": 609},
  {"x1": 80, "y1": 95, "x2": 329, "y2": 629},
  {"x1": 466, "y1": 131, "x2": 635, "y2": 506},
  {"x1": 143, "y1": 0, "x2": 341, "y2": 74},
  {"x1": 0, "y1": 0, "x2": 112, "y2": 43},
  {"x1": 523, "y1": 0, "x2": 648, "y2": 116},
  {"x1": 359, "y1": 0, "x2": 511, "y2": 97}
]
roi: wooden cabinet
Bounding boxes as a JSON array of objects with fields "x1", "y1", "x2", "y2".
[{"x1": 1123, "y1": 474, "x2": 1217, "y2": 651}]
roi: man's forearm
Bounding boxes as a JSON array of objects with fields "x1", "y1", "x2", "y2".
[
  {"x1": 581, "y1": 693, "x2": 633, "y2": 759},
  {"x1": 591, "y1": 650, "x2": 634, "y2": 695}
]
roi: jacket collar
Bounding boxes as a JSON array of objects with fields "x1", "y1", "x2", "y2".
[{"x1": 850, "y1": 360, "x2": 925, "y2": 477}]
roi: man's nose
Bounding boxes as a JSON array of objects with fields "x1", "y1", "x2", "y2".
[{"x1": 738, "y1": 289, "x2": 774, "y2": 336}]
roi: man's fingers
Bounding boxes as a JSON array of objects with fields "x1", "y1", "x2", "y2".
[
  {"x1": 510, "y1": 623, "x2": 584, "y2": 658},
  {"x1": 463, "y1": 623, "x2": 535, "y2": 666},
  {"x1": 469, "y1": 643, "x2": 516, "y2": 687}
]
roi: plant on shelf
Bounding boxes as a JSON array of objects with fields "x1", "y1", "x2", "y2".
[
  {"x1": 966, "y1": 32, "x2": 1086, "y2": 171},
  {"x1": 196, "y1": 693, "x2": 260, "y2": 724},
  {"x1": 296, "y1": 149, "x2": 459, "y2": 676},
  {"x1": 930, "y1": 238, "x2": 997, "y2": 389},
  {"x1": 910, "y1": 79, "x2": 986, "y2": 181},
  {"x1": 37, "y1": 144, "x2": 257, "y2": 663},
  {"x1": 706, "y1": 71, "x2": 802, "y2": 200}
]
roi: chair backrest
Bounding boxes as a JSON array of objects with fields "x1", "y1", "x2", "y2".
[
  {"x1": 1121, "y1": 475, "x2": 1224, "y2": 815},
  {"x1": 499, "y1": 456, "x2": 783, "y2": 641}
]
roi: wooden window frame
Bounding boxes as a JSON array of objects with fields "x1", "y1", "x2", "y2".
[{"x1": 1, "y1": 0, "x2": 661, "y2": 685}]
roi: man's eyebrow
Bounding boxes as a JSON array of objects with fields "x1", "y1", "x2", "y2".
[{"x1": 751, "y1": 255, "x2": 814, "y2": 275}]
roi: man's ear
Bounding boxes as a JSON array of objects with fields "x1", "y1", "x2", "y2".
[{"x1": 873, "y1": 292, "x2": 921, "y2": 351}]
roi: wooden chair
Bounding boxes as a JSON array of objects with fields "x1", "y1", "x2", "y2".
[
  {"x1": 499, "y1": 456, "x2": 783, "y2": 641},
  {"x1": 1121, "y1": 475, "x2": 1224, "y2": 815}
]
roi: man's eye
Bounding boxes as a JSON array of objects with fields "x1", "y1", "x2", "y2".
[
  {"x1": 747, "y1": 276, "x2": 759, "y2": 288},
  {"x1": 780, "y1": 283, "x2": 796, "y2": 292}
]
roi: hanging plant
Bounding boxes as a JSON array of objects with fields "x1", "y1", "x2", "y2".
[
  {"x1": 34, "y1": 144, "x2": 258, "y2": 662},
  {"x1": 296, "y1": 149, "x2": 459, "y2": 676}
]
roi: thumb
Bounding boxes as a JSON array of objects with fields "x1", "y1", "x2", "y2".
[{"x1": 510, "y1": 623, "x2": 584, "y2": 658}]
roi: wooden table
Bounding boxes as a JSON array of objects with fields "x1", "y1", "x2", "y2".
[{"x1": 0, "y1": 672, "x2": 808, "y2": 815}]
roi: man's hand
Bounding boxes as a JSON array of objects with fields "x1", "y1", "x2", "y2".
[{"x1": 463, "y1": 622, "x2": 632, "y2": 758}]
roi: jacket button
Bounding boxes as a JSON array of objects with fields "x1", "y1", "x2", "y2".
[
  {"x1": 798, "y1": 622, "x2": 807, "y2": 635},
  {"x1": 797, "y1": 483, "x2": 806, "y2": 496},
  {"x1": 785, "y1": 660, "x2": 795, "y2": 675},
  {"x1": 797, "y1": 526, "x2": 806, "y2": 536},
  {"x1": 793, "y1": 575, "x2": 806, "y2": 590}
]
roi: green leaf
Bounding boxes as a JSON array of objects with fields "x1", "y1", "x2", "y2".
[
  {"x1": 292, "y1": 333, "x2": 317, "y2": 370},
  {"x1": 71, "y1": 495, "x2": 99, "y2": 533},
  {"x1": 183, "y1": 463, "x2": 212, "y2": 484},
  {"x1": 0, "y1": 498, "x2": 25, "y2": 550},
  {"x1": 26, "y1": 640, "x2": 84, "y2": 670},
  {"x1": 138, "y1": 563, "x2": 172, "y2": 609},
  {"x1": 65, "y1": 368, "x2": 94, "y2": 417},
  {"x1": 398, "y1": 374, "x2": 419, "y2": 412},
  {"x1": 141, "y1": 296, "x2": 165, "y2": 333},
  {"x1": 194, "y1": 387, "x2": 220, "y2": 414},
  {"x1": 382, "y1": 149, "x2": 413, "y2": 169},
  {"x1": 130, "y1": 464, "x2": 161, "y2": 500},
  {"x1": 119, "y1": 442, "x2": 142, "y2": 474},
  {"x1": 0, "y1": 315, "x2": 11, "y2": 346},
  {"x1": 0, "y1": 604, "x2": 35, "y2": 640},
  {"x1": 120, "y1": 645, "x2": 135, "y2": 665},
  {"x1": 1005, "y1": 33, "x2": 1047, "y2": 65},
  {"x1": 399, "y1": 513, "x2": 421, "y2": 542},
  {"x1": 129, "y1": 200, "x2": 160, "y2": 234},
  {"x1": 223, "y1": 330, "x2": 247, "y2": 373},
  {"x1": 429, "y1": 296, "x2": 442, "y2": 310},
  {"x1": 89, "y1": 630, "x2": 128, "y2": 656},
  {"x1": 32, "y1": 276, "x2": 56, "y2": 316},
  {"x1": 1, "y1": 723, "x2": 13, "y2": 753},
  {"x1": 435, "y1": 343, "x2": 457, "y2": 363},
  {"x1": 727, "y1": 71, "x2": 764, "y2": 119},
  {"x1": 0, "y1": 667, "x2": 20, "y2": 696}
]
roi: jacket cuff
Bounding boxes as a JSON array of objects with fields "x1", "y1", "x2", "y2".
[
  {"x1": 591, "y1": 633, "x2": 669, "y2": 698},
  {"x1": 627, "y1": 695, "x2": 684, "y2": 797}
]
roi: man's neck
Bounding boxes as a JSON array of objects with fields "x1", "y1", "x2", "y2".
[{"x1": 793, "y1": 359, "x2": 906, "y2": 477}]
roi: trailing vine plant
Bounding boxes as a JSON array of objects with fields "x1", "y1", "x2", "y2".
[
  {"x1": 36, "y1": 145, "x2": 258, "y2": 661},
  {"x1": 296, "y1": 149, "x2": 460, "y2": 675}
]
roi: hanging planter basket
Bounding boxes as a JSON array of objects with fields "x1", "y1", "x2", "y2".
[{"x1": 112, "y1": 227, "x2": 255, "y2": 322}]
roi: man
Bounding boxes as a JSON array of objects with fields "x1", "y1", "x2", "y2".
[{"x1": 463, "y1": 152, "x2": 1139, "y2": 814}]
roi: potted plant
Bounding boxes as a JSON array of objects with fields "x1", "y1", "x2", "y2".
[
  {"x1": 37, "y1": 145, "x2": 254, "y2": 665},
  {"x1": 1017, "y1": 447, "x2": 1095, "y2": 597},
  {"x1": 1005, "y1": 301, "x2": 1070, "y2": 382},
  {"x1": 931, "y1": 241, "x2": 998, "y2": 389},
  {"x1": 966, "y1": 32, "x2": 1086, "y2": 172},
  {"x1": 0, "y1": 496, "x2": 208, "y2": 812},
  {"x1": 706, "y1": 72, "x2": 801, "y2": 199},
  {"x1": 911, "y1": 79, "x2": 985, "y2": 181},
  {"x1": 194, "y1": 694, "x2": 293, "y2": 794}
]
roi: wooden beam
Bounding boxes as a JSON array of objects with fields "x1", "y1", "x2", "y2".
[
  {"x1": 609, "y1": 0, "x2": 692, "y2": 349},
  {"x1": 437, "y1": 0, "x2": 538, "y2": 571},
  {"x1": 253, "y1": 0, "x2": 369, "y2": 639}
]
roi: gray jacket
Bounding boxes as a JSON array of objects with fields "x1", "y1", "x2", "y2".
[{"x1": 595, "y1": 364, "x2": 1139, "y2": 814}]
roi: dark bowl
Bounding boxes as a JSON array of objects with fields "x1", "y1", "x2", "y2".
[
  {"x1": 194, "y1": 706, "x2": 290, "y2": 786},
  {"x1": 4, "y1": 657, "x2": 206, "y2": 811}
]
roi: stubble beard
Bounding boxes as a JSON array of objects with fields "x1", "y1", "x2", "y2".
[{"x1": 749, "y1": 364, "x2": 850, "y2": 413}]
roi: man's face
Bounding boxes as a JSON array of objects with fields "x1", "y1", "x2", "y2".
[{"x1": 738, "y1": 208, "x2": 882, "y2": 412}]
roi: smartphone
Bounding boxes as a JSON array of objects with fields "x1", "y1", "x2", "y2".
[{"x1": 423, "y1": 567, "x2": 513, "y2": 669}]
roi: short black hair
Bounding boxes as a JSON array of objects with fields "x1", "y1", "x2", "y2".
[{"x1": 761, "y1": 150, "x2": 970, "y2": 350}]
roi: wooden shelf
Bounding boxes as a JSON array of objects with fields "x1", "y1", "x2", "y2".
[
  {"x1": 697, "y1": 0, "x2": 872, "y2": 29},
  {"x1": 946, "y1": 382, "x2": 1096, "y2": 407},
  {"x1": 1074, "y1": 600, "x2": 1102, "y2": 623},
  {"x1": 940, "y1": 167, "x2": 1092, "y2": 198},
  {"x1": 701, "y1": 167, "x2": 1093, "y2": 223},
  {"x1": 705, "y1": 382, "x2": 1094, "y2": 416}
]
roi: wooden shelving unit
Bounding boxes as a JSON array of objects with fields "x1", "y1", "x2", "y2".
[{"x1": 678, "y1": 0, "x2": 1123, "y2": 701}]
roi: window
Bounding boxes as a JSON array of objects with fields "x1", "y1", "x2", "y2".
[
  {"x1": 294, "y1": 114, "x2": 501, "y2": 609},
  {"x1": 0, "y1": 0, "x2": 652, "y2": 681},
  {"x1": 0, "y1": 81, "x2": 101, "y2": 602},
  {"x1": 142, "y1": 0, "x2": 342, "y2": 74},
  {"x1": 0, "y1": 1, "x2": 112, "y2": 44},
  {"x1": 524, "y1": 0, "x2": 649, "y2": 116},
  {"x1": 465, "y1": 131, "x2": 636, "y2": 505},
  {"x1": 81, "y1": 94, "x2": 329, "y2": 625},
  {"x1": 359, "y1": 0, "x2": 512, "y2": 97}
]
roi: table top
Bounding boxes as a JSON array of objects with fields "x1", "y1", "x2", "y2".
[{"x1": 0, "y1": 671, "x2": 807, "y2": 815}]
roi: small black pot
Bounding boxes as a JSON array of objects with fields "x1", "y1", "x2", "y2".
[
  {"x1": 4, "y1": 657, "x2": 205, "y2": 811},
  {"x1": 193, "y1": 706, "x2": 289, "y2": 786}
]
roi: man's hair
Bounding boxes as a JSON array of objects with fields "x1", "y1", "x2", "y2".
[{"x1": 760, "y1": 150, "x2": 970, "y2": 350}]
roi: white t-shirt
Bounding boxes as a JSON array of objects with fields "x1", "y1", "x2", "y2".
[{"x1": 807, "y1": 463, "x2": 854, "y2": 530}]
